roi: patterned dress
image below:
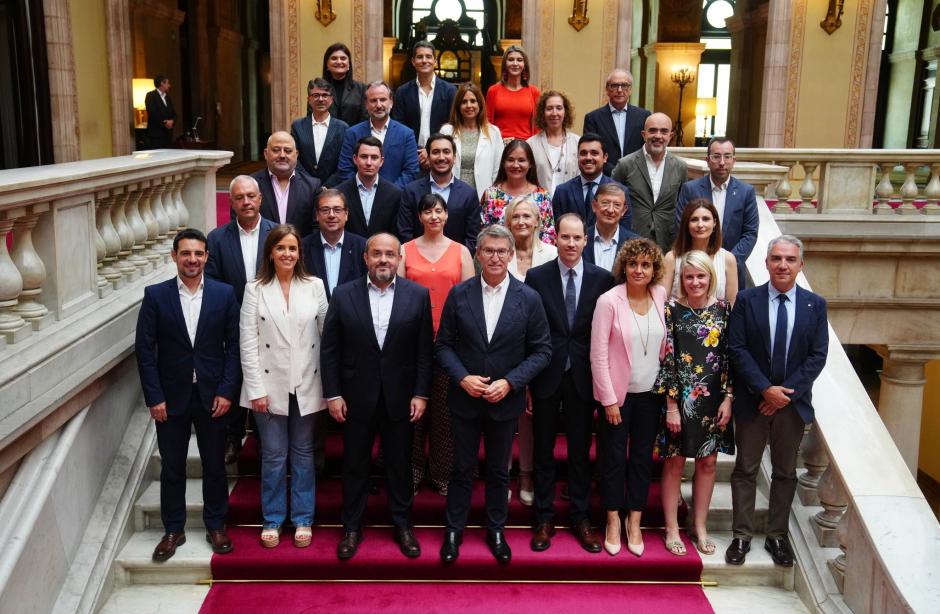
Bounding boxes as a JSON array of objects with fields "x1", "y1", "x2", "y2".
[
  {"x1": 480, "y1": 185, "x2": 556, "y2": 245},
  {"x1": 655, "y1": 299, "x2": 735, "y2": 458}
]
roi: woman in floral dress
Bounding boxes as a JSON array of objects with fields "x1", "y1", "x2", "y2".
[{"x1": 480, "y1": 139, "x2": 555, "y2": 245}]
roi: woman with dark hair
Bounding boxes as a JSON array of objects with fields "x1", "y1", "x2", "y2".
[
  {"x1": 486, "y1": 45, "x2": 541, "y2": 141},
  {"x1": 527, "y1": 90, "x2": 580, "y2": 192},
  {"x1": 322, "y1": 42, "x2": 368, "y2": 126},
  {"x1": 239, "y1": 224, "x2": 329, "y2": 549},
  {"x1": 480, "y1": 139, "x2": 556, "y2": 245},
  {"x1": 398, "y1": 194, "x2": 475, "y2": 495},
  {"x1": 441, "y1": 82, "x2": 504, "y2": 198}
]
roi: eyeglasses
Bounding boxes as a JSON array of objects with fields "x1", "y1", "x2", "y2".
[
  {"x1": 308, "y1": 93, "x2": 332, "y2": 100},
  {"x1": 479, "y1": 247, "x2": 511, "y2": 259},
  {"x1": 317, "y1": 207, "x2": 346, "y2": 215},
  {"x1": 606, "y1": 82, "x2": 632, "y2": 90},
  {"x1": 596, "y1": 199, "x2": 624, "y2": 210},
  {"x1": 707, "y1": 153, "x2": 735, "y2": 162}
]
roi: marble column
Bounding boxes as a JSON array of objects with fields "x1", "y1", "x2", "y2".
[
  {"x1": 43, "y1": 0, "x2": 80, "y2": 163},
  {"x1": 639, "y1": 42, "x2": 706, "y2": 146},
  {"x1": 877, "y1": 347, "x2": 931, "y2": 475}
]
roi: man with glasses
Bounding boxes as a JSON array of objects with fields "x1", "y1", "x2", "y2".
[
  {"x1": 292, "y1": 78, "x2": 350, "y2": 186},
  {"x1": 583, "y1": 184, "x2": 640, "y2": 271},
  {"x1": 583, "y1": 69, "x2": 651, "y2": 176},
  {"x1": 675, "y1": 137, "x2": 759, "y2": 290}
]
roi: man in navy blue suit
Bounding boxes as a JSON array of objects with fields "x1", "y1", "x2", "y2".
[
  {"x1": 525, "y1": 214, "x2": 614, "y2": 554},
  {"x1": 321, "y1": 233, "x2": 434, "y2": 560},
  {"x1": 291, "y1": 78, "x2": 349, "y2": 186},
  {"x1": 398, "y1": 133, "x2": 481, "y2": 250},
  {"x1": 391, "y1": 40, "x2": 456, "y2": 170},
  {"x1": 334, "y1": 137, "x2": 403, "y2": 238},
  {"x1": 436, "y1": 225, "x2": 552, "y2": 564},
  {"x1": 335, "y1": 81, "x2": 421, "y2": 187},
  {"x1": 301, "y1": 189, "x2": 367, "y2": 301},
  {"x1": 583, "y1": 183, "x2": 640, "y2": 271},
  {"x1": 725, "y1": 235, "x2": 828, "y2": 568},
  {"x1": 582, "y1": 69, "x2": 650, "y2": 176},
  {"x1": 250, "y1": 131, "x2": 321, "y2": 238},
  {"x1": 675, "y1": 137, "x2": 759, "y2": 290},
  {"x1": 135, "y1": 228, "x2": 241, "y2": 562}
]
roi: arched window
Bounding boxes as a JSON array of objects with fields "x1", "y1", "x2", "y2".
[
  {"x1": 411, "y1": 0, "x2": 486, "y2": 46},
  {"x1": 696, "y1": 0, "x2": 734, "y2": 140}
]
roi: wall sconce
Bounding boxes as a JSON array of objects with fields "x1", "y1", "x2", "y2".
[
  {"x1": 820, "y1": 0, "x2": 844, "y2": 35},
  {"x1": 568, "y1": 0, "x2": 589, "y2": 31},
  {"x1": 316, "y1": 0, "x2": 336, "y2": 27},
  {"x1": 695, "y1": 97, "x2": 717, "y2": 139},
  {"x1": 132, "y1": 78, "x2": 152, "y2": 128},
  {"x1": 670, "y1": 66, "x2": 695, "y2": 146}
]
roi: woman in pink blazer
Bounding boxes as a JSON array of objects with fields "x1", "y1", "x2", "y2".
[{"x1": 590, "y1": 238, "x2": 667, "y2": 557}]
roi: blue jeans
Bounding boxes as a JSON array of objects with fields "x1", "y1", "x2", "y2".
[{"x1": 254, "y1": 394, "x2": 316, "y2": 528}]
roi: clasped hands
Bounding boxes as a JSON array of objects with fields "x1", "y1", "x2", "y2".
[
  {"x1": 460, "y1": 375, "x2": 512, "y2": 404},
  {"x1": 759, "y1": 385, "x2": 794, "y2": 416}
]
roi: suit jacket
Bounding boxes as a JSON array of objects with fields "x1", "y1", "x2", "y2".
[
  {"x1": 327, "y1": 77, "x2": 368, "y2": 126},
  {"x1": 335, "y1": 119, "x2": 421, "y2": 187},
  {"x1": 291, "y1": 114, "x2": 350, "y2": 185},
  {"x1": 205, "y1": 217, "x2": 277, "y2": 303},
  {"x1": 301, "y1": 230, "x2": 368, "y2": 301},
  {"x1": 582, "y1": 224, "x2": 640, "y2": 269},
  {"x1": 727, "y1": 283, "x2": 829, "y2": 424},
  {"x1": 440, "y1": 123, "x2": 503, "y2": 199},
  {"x1": 250, "y1": 168, "x2": 321, "y2": 238},
  {"x1": 525, "y1": 259, "x2": 615, "y2": 401},
  {"x1": 612, "y1": 149, "x2": 688, "y2": 252},
  {"x1": 583, "y1": 104, "x2": 650, "y2": 176},
  {"x1": 527, "y1": 131, "x2": 581, "y2": 191},
  {"x1": 551, "y1": 174, "x2": 633, "y2": 232},
  {"x1": 435, "y1": 275, "x2": 552, "y2": 422},
  {"x1": 335, "y1": 176, "x2": 402, "y2": 238},
  {"x1": 391, "y1": 78, "x2": 457, "y2": 143},
  {"x1": 135, "y1": 276, "x2": 240, "y2": 415},
  {"x1": 320, "y1": 275, "x2": 434, "y2": 421},
  {"x1": 397, "y1": 176, "x2": 482, "y2": 250},
  {"x1": 144, "y1": 89, "x2": 177, "y2": 149}
]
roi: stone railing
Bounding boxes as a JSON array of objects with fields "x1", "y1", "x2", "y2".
[{"x1": 673, "y1": 147, "x2": 940, "y2": 215}]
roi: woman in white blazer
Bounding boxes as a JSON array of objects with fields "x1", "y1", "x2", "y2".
[
  {"x1": 240, "y1": 224, "x2": 329, "y2": 549},
  {"x1": 527, "y1": 90, "x2": 580, "y2": 194},
  {"x1": 440, "y1": 81, "x2": 504, "y2": 200}
]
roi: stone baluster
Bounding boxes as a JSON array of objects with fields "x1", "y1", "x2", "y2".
[
  {"x1": 11, "y1": 204, "x2": 52, "y2": 329},
  {"x1": 110, "y1": 189, "x2": 140, "y2": 280},
  {"x1": 897, "y1": 163, "x2": 920, "y2": 215},
  {"x1": 93, "y1": 196, "x2": 110, "y2": 297},
  {"x1": 827, "y1": 503, "x2": 849, "y2": 592},
  {"x1": 124, "y1": 183, "x2": 153, "y2": 274},
  {"x1": 923, "y1": 163, "x2": 940, "y2": 215},
  {"x1": 136, "y1": 182, "x2": 162, "y2": 266},
  {"x1": 772, "y1": 161, "x2": 795, "y2": 213},
  {"x1": 0, "y1": 212, "x2": 29, "y2": 343},
  {"x1": 874, "y1": 163, "x2": 896, "y2": 215},
  {"x1": 96, "y1": 190, "x2": 124, "y2": 289},
  {"x1": 797, "y1": 162, "x2": 818, "y2": 213},
  {"x1": 149, "y1": 178, "x2": 171, "y2": 257},
  {"x1": 812, "y1": 465, "x2": 847, "y2": 548},
  {"x1": 163, "y1": 174, "x2": 181, "y2": 239},
  {"x1": 797, "y1": 424, "x2": 829, "y2": 507},
  {"x1": 175, "y1": 173, "x2": 191, "y2": 228}
]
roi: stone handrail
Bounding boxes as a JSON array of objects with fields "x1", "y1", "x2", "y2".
[{"x1": 672, "y1": 146, "x2": 940, "y2": 216}]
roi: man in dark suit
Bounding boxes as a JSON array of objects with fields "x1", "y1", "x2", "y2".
[
  {"x1": 291, "y1": 78, "x2": 349, "y2": 186},
  {"x1": 205, "y1": 175, "x2": 276, "y2": 463},
  {"x1": 612, "y1": 113, "x2": 688, "y2": 252},
  {"x1": 551, "y1": 133, "x2": 633, "y2": 233},
  {"x1": 725, "y1": 235, "x2": 828, "y2": 568},
  {"x1": 525, "y1": 214, "x2": 614, "y2": 553},
  {"x1": 144, "y1": 75, "x2": 177, "y2": 149},
  {"x1": 301, "y1": 188, "x2": 367, "y2": 301},
  {"x1": 676, "y1": 137, "x2": 759, "y2": 290},
  {"x1": 335, "y1": 136, "x2": 402, "y2": 238},
  {"x1": 135, "y1": 228, "x2": 240, "y2": 562},
  {"x1": 251, "y1": 131, "x2": 321, "y2": 238},
  {"x1": 583, "y1": 183, "x2": 640, "y2": 271},
  {"x1": 335, "y1": 81, "x2": 421, "y2": 187},
  {"x1": 391, "y1": 40, "x2": 457, "y2": 170},
  {"x1": 398, "y1": 133, "x2": 481, "y2": 250},
  {"x1": 436, "y1": 224, "x2": 552, "y2": 564},
  {"x1": 582, "y1": 69, "x2": 650, "y2": 176},
  {"x1": 321, "y1": 233, "x2": 434, "y2": 560}
]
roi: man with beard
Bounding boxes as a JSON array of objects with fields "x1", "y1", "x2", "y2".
[{"x1": 251, "y1": 131, "x2": 321, "y2": 238}]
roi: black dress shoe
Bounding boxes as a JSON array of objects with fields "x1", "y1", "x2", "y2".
[
  {"x1": 573, "y1": 520, "x2": 603, "y2": 553},
  {"x1": 337, "y1": 530, "x2": 363, "y2": 560},
  {"x1": 440, "y1": 530, "x2": 462, "y2": 563},
  {"x1": 764, "y1": 537, "x2": 794, "y2": 567},
  {"x1": 224, "y1": 440, "x2": 241, "y2": 465},
  {"x1": 395, "y1": 527, "x2": 421, "y2": 558},
  {"x1": 725, "y1": 538, "x2": 751, "y2": 566},
  {"x1": 486, "y1": 530, "x2": 512, "y2": 564},
  {"x1": 530, "y1": 522, "x2": 555, "y2": 551}
]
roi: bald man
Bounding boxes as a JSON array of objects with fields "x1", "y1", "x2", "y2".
[
  {"x1": 583, "y1": 69, "x2": 651, "y2": 176},
  {"x1": 250, "y1": 131, "x2": 322, "y2": 237},
  {"x1": 611, "y1": 113, "x2": 688, "y2": 252}
]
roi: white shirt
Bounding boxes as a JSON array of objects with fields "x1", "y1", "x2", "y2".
[
  {"x1": 368, "y1": 278, "x2": 395, "y2": 349},
  {"x1": 356, "y1": 174, "x2": 378, "y2": 224},
  {"x1": 159, "y1": 90, "x2": 168, "y2": 106},
  {"x1": 322, "y1": 232, "x2": 344, "y2": 293},
  {"x1": 643, "y1": 147, "x2": 666, "y2": 203},
  {"x1": 609, "y1": 103, "x2": 627, "y2": 154},
  {"x1": 417, "y1": 75, "x2": 436, "y2": 147},
  {"x1": 177, "y1": 275, "x2": 204, "y2": 382},
  {"x1": 627, "y1": 308, "x2": 665, "y2": 393},
  {"x1": 237, "y1": 220, "x2": 260, "y2": 282},
  {"x1": 481, "y1": 274, "x2": 510, "y2": 342},
  {"x1": 710, "y1": 177, "x2": 728, "y2": 227},
  {"x1": 311, "y1": 114, "x2": 331, "y2": 159},
  {"x1": 370, "y1": 119, "x2": 389, "y2": 143},
  {"x1": 593, "y1": 226, "x2": 620, "y2": 272}
]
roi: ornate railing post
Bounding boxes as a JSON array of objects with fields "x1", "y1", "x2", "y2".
[
  {"x1": 827, "y1": 503, "x2": 849, "y2": 592},
  {"x1": 96, "y1": 190, "x2": 124, "y2": 291},
  {"x1": 0, "y1": 211, "x2": 29, "y2": 343},
  {"x1": 124, "y1": 183, "x2": 152, "y2": 274},
  {"x1": 149, "y1": 177, "x2": 171, "y2": 257},
  {"x1": 11, "y1": 204, "x2": 52, "y2": 329},
  {"x1": 797, "y1": 162, "x2": 818, "y2": 213},
  {"x1": 797, "y1": 424, "x2": 828, "y2": 506},
  {"x1": 924, "y1": 163, "x2": 940, "y2": 215},
  {"x1": 874, "y1": 162, "x2": 896, "y2": 215},
  {"x1": 897, "y1": 163, "x2": 920, "y2": 215},
  {"x1": 772, "y1": 162, "x2": 795, "y2": 213},
  {"x1": 812, "y1": 465, "x2": 847, "y2": 548},
  {"x1": 109, "y1": 189, "x2": 138, "y2": 281}
]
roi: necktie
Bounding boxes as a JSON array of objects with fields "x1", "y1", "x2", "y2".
[
  {"x1": 565, "y1": 269, "x2": 577, "y2": 328},
  {"x1": 771, "y1": 294, "x2": 789, "y2": 384},
  {"x1": 584, "y1": 181, "x2": 596, "y2": 212}
]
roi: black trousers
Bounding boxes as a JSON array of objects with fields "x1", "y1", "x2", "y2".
[
  {"x1": 445, "y1": 410, "x2": 515, "y2": 532},
  {"x1": 340, "y1": 394, "x2": 413, "y2": 532},
  {"x1": 313, "y1": 410, "x2": 329, "y2": 474},
  {"x1": 598, "y1": 390, "x2": 663, "y2": 512},
  {"x1": 156, "y1": 384, "x2": 229, "y2": 532},
  {"x1": 532, "y1": 371, "x2": 595, "y2": 525}
]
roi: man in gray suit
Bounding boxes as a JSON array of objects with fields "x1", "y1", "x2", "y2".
[{"x1": 611, "y1": 113, "x2": 687, "y2": 253}]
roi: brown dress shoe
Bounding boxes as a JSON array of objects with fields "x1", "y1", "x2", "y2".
[
  {"x1": 152, "y1": 532, "x2": 186, "y2": 562},
  {"x1": 206, "y1": 528, "x2": 234, "y2": 554},
  {"x1": 573, "y1": 520, "x2": 602, "y2": 553},
  {"x1": 530, "y1": 522, "x2": 555, "y2": 551}
]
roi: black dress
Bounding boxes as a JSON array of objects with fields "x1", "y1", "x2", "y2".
[{"x1": 654, "y1": 299, "x2": 735, "y2": 458}]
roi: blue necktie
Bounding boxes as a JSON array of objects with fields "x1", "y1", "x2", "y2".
[
  {"x1": 771, "y1": 294, "x2": 789, "y2": 385},
  {"x1": 584, "y1": 181, "x2": 596, "y2": 212}
]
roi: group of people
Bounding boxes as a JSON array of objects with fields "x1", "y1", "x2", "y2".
[{"x1": 135, "y1": 41, "x2": 829, "y2": 572}]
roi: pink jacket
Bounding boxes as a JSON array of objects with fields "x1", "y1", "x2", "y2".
[{"x1": 590, "y1": 283, "x2": 668, "y2": 407}]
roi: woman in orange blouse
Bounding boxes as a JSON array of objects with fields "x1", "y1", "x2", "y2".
[{"x1": 486, "y1": 45, "x2": 541, "y2": 142}]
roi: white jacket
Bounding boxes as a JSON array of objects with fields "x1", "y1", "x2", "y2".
[{"x1": 440, "y1": 123, "x2": 504, "y2": 200}]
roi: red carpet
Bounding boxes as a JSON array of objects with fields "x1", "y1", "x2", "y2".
[{"x1": 216, "y1": 192, "x2": 230, "y2": 226}]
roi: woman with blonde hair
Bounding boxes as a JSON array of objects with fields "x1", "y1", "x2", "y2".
[
  {"x1": 441, "y1": 82, "x2": 504, "y2": 199},
  {"x1": 527, "y1": 90, "x2": 580, "y2": 193},
  {"x1": 486, "y1": 45, "x2": 541, "y2": 141}
]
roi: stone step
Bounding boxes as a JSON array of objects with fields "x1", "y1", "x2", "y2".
[
  {"x1": 682, "y1": 455, "x2": 737, "y2": 482},
  {"x1": 680, "y1": 481, "x2": 767, "y2": 533},
  {"x1": 698, "y1": 532, "x2": 793, "y2": 589},
  {"x1": 98, "y1": 584, "x2": 208, "y2": 614},
  {"x1": 134, "y1": 479, "x2": 238, "y2": 531},
  {"x1": 705, "y1": 585, "x2": 807, "y2": 613}
]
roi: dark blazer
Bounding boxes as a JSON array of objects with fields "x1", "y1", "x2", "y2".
[
  {"x1": 335, "y1": 176, "x2": 402, "y2": 238},
  {"x1": 144, "y1": 89, "x2": 177, "y2": 149},
  {"x1": 320, "y1": 275, "x2": 434, "y2": 420},
  {"x1": 435, "y1": 275, "x2": 552, "y2": 422},
  {"x1": 250, "y1": 168, "x2": 321, "y2": 238},
  {"x1": 727, "y1": 283, "x2": 829, "y2": 424},
  {"x1": 525, "y1": 259, "x2": 614, "y2": 401},
  {"x1": 335, "y1": 119, "x2": 421, "y2": 187},
  {"x1": 205, "y1": 217, "x2": 277, "y2": 303},
  {"x1": 300, "y1": 230, "x2": 367, "y2": 301},
  {"x1": 551, "y1": 174, "x2": 633, "y2": 232},
  {"x1": 290, "y1": 114, "x2": 350, "y2": 186},
  {"x1": 397, "y1": 176, "x2": 482, "y2": 250},
  {"x1": 327, "y1": 77, "x2": 368, "y2": 126},
  {"x1": 612, "y1": 148, "x2": 688, "y2": 252},
  {"x1": 391, "y1": 79, "x2": 457, "y2": 143},
  {"x1": 583, "y1": 104, "x2": 650, "y2": 175},
  {"x1": 582, "y1": 224, "x2": 640, "y2": 268},
  {"x1": 135, "y1": 276, "x2": 241, "y2": 415}
]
